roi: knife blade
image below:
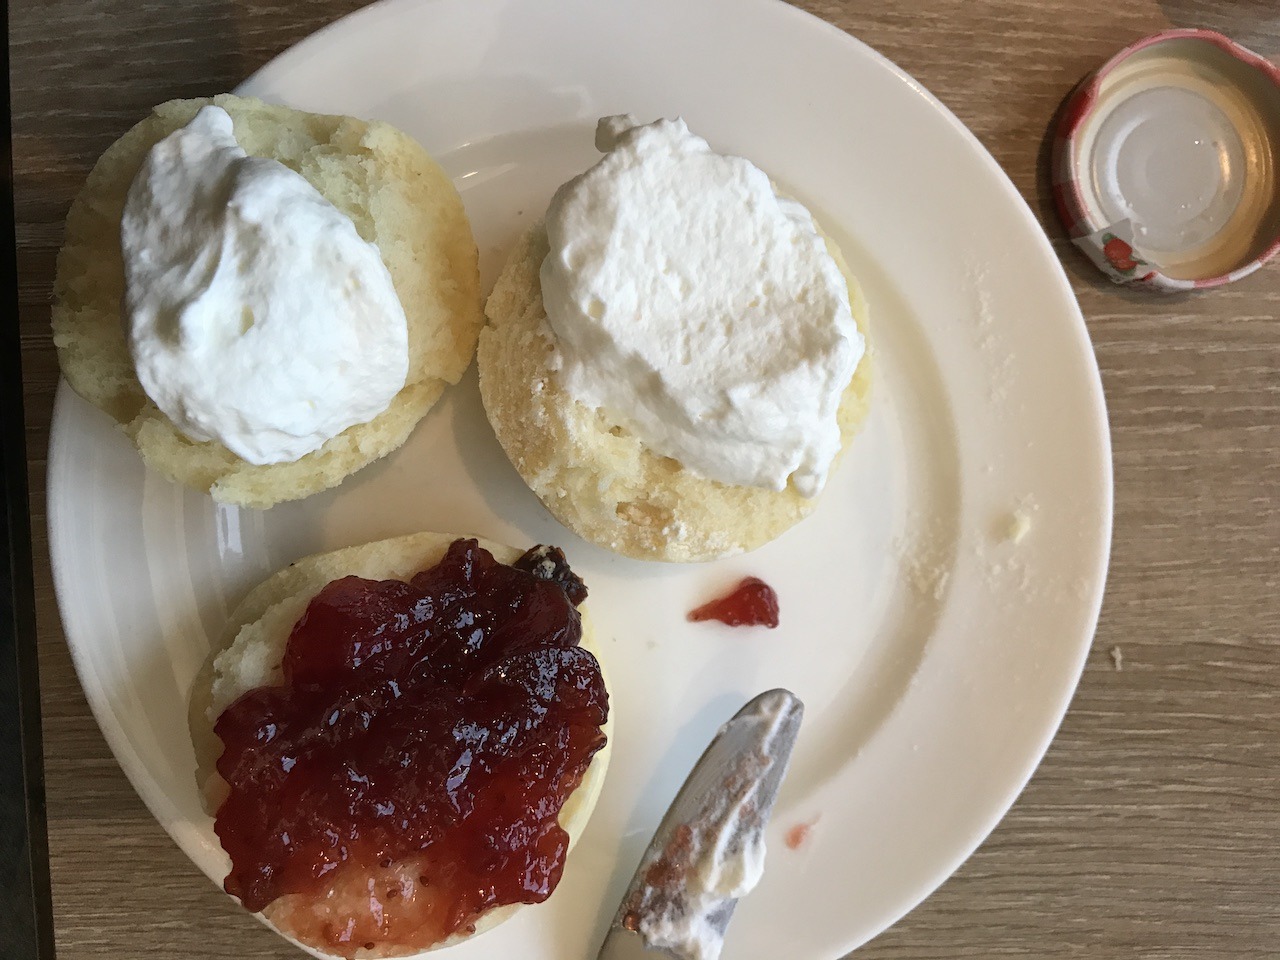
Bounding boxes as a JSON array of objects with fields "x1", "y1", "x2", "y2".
[{"x1": 596, "y1": 689, "x2": 804, "y2": 960}]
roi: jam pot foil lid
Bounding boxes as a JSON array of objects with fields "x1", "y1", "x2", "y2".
[{"x1": 1052, "y1": 29, "x2": 1280, "y2": 292}]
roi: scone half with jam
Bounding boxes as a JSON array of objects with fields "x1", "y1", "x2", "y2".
[
  {"x1": 54, "y1": 94, "x2": 483, "y2": 508},
  {"x1": 190, "y1": 532, "x2": 612, "y2": 958},
  {"x1": 479, "y1": 116, "x2": 871, "y2": 562}
]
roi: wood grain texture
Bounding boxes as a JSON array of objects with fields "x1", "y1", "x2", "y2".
[{"x1": 13, "y1": 0, "x2": 1280, "y2": 957}]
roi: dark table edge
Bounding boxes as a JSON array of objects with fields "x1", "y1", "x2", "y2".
[{"x1": 2, "y1": 0, "x2": 58, "y2": 953}]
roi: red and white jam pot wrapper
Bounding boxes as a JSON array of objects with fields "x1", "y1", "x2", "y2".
[{"x1": 1053, "y1": 29, "x2": 1280, "y2": 292}]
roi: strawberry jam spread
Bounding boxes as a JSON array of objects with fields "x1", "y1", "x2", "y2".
[
  {"x1": 213, "y1": 539, "x2": 608, "y2": 956},
  {"x1": 688, "y1": 576, "x2": 780, "y2": 628}
]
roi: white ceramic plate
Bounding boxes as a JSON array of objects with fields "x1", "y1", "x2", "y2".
[{"x1": 48, "y1": 0, "x2": 1112, "y2": 957}]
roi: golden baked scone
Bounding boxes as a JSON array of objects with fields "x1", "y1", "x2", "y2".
[
  {"x1": 190, "y1": 531, "x2": 612, "y2": 958},
  {"x1": 53, "y1": 94, "x2": 482, "y2": 508},
  {"x1": 477, "y1": 224, "x2": 872, "y2": 562}
]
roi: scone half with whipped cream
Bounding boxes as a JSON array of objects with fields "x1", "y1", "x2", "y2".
[
  {"x1": 54, "y1": 94, "x2": 482, "y2": 508},
  {"x1": 191, "y1": 532, "x2": 612, "y2": 958},
  {"x1": 479, "y1": 116, "x2": 871, "y2": 562}
]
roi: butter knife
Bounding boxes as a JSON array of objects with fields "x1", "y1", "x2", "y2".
[{"x1": 596, "y1": 689, "x2": 804, "y2": 960}]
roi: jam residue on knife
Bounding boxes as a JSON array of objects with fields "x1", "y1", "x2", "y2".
[
  {"x1": 213, "y1": 539, "x2": 608, "y2": 957},
  {"x1": 688, "y1": 577, "x2": 780, "y2": 628}
]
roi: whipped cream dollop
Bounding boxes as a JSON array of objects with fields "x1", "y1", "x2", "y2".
[
  {"x1": 121, "y1": 105, "x2": 408, "y2": 465},
  {"x1": 541, "y1": 116, "x2": 864, "y2": 497}
]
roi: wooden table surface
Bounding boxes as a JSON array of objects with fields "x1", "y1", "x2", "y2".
[{"x1": 14, "y1": 0, "x2": 1280, "y2": 957}]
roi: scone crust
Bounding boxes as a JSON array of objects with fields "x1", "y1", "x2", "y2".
[
  {"x1": 53, "y1": 94, "x2": 482, "y2": 508},
  {"x1": 193, "y1": 531, "x2": 613, "y2": 957},
  {"x1": 477, "y1": 224, "x2": 872, "y2": 562}
]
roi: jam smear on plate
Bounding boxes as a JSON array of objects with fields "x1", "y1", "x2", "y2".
[
  {"x1": 688, "y1": 577, "x2": 780, "y2": 628},
  {"x1": 784, "y1": 815, "x2": 821, "y2": 850},
  {"x1": 213, "y1": 539, "x2": 607, "y2": 957}
]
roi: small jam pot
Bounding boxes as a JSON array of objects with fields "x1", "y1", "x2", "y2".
[{"x1": 1053, "y1": 29, "x2": 1280, "y2": 292}]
